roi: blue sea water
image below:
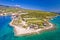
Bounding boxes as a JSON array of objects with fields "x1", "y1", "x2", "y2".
[{"x1": 0, "y1": 16, "x2": 60, "y2": 40}]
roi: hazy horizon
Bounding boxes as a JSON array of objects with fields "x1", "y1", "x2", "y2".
[{"x1": 0, "y1": 0, "x2": 60, "y2": 12}]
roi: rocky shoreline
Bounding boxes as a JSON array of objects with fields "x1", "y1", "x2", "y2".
[{"x1": 9, "y1": 18, "x2": 54, "y2": 36}]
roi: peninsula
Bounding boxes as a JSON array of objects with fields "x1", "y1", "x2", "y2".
[
  {"x1": 0, "y1": 5, "x2": 59, "y2": 36},
  {"x1": 9, "y1": 10, "x2": 58, "y2": 36}
]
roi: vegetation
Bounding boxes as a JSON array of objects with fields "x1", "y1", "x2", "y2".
[
  {"x1": 20, "y1": 10, "x2": 58, "y2": 28},
  {"x1": 21, "y1": 10, "x2": 57, "y2": 19},
  {"x1": 0, "y1": 5, "x2": 58, "y2": 28}
]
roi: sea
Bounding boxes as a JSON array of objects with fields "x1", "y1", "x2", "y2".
[{"x1": 0, "y1": 15, "x2": 60, "y2": 40}]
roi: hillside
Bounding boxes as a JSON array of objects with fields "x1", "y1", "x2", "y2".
[
  {"x1": 0, "y1": 5, "x2": 59, "y2": 28},
  {"x1": 0, "y1": 5, "x2": 25, "y2": 13},
  {"x1": 0, "y1": 5, "x2": 58, "y2": 17}
]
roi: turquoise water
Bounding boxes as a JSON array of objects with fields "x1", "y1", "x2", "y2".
[{"x1": 0, "y1": 16, "x2": 60, "y2": 40}]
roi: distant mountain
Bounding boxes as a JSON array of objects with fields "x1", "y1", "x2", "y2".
[
  {"x1": 0, "y1": 5, "x2": 10, "y2": 9},
  {"x1": 0, "y1": 5, "x2": 10, "y2": 7},
  {"x1": 0, "y1": 5, "x2": 59, "y2": 15},
  {"x1": 0, "y1": 5, "x2": 22, "y2": 9},
  {"x1": 57, "y1": 13, "x2": 60, "y2": 14},
  {"x1": 0, "y1": 5, "x2": 26, "y2": 13},
  {"x1": 55, "y1": 12, "x2": 60, "y2": 15}
]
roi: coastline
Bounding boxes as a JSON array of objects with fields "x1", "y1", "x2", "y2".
[
  {"x1": 10, "y1": 18, "x2": 54, "y2": 36},
  {"x1": 0, "y1": 13, "x2": 56, "y2": 36}
]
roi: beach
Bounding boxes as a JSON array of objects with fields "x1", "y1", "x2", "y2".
[
  {"x1": 10, "y1": 18, "x2": 54, "y2": 36},
  {"x1": 0, "y1": 14, "x2": 60, "y2": 40}
]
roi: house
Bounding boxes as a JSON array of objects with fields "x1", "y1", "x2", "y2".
[{"x1": 29, "y1": 24, "x2": 39, "y2": 29}]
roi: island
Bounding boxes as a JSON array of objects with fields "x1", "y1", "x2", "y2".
[
  {"x1": 9, "y1": 10, "x2": 58, "y2": 36},
  {"x1": 0, "y1": 5, "x2": 59, "y2": 36}
]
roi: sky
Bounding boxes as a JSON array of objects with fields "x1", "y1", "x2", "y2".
[{"x1": 0, "y1": 0, "x2": 60, "y2": 12}]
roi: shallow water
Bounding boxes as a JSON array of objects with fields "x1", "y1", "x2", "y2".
[{"x1": 0, "y1": 16, "x2": 60, "y2": 40}]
